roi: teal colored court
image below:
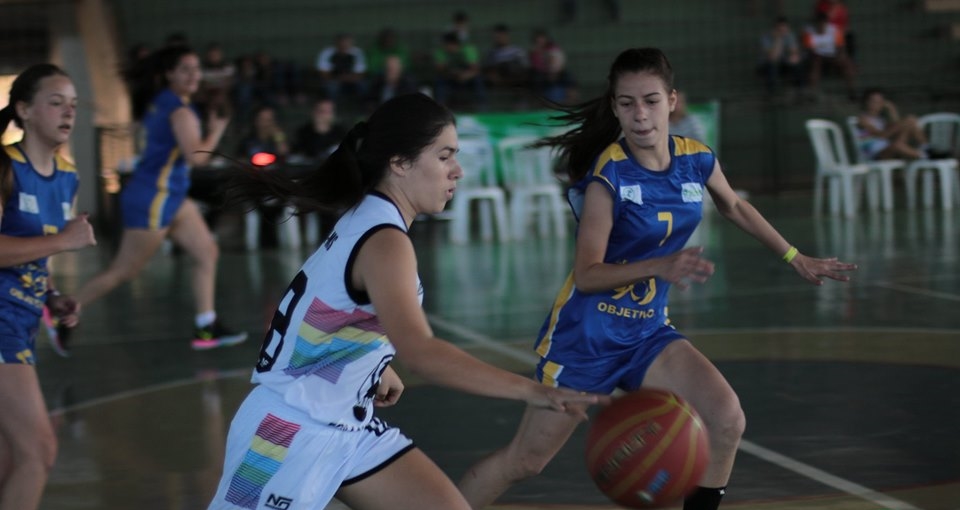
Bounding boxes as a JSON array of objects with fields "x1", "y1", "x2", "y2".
[{"x1": 34, "y1": 193, "x2": 960, "y2": 510}]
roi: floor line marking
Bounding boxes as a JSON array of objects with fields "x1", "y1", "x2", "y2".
[
  {"x1": 428, "y1": 315, "x2": 925, "y2": 510},
  {"x1": 47, "y1": 367, "x2": 249, "y2": 417},
  {"x1": 875, "y1": 282, "x2": 960, "y2": 302},
  {"x1": 738, "y1": 439, "x2": 921, "y2": 510}
]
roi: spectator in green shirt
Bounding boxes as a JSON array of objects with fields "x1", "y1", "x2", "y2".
[
  {"x1": 433, "y1": 31, "x2": 487, "y2": 110},
  {"x1": 366, "y1": 28, "x2": 411, "y2": 77}
]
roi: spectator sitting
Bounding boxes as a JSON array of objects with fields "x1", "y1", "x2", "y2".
[
  {"x1": 855, "y1": 89, "x2": 932, "y2": 161},
  {"x1": 232, "y1": 55, "x2": 268, "y2": 123},
  {"x1": 815, "y1": 0, "x2": 854, "y2": 59},
  {"x1": 529, "y1": 28, "x2": 576, "y2": 104},
  {"x1": 757, "y1": 16, "x2": 803, "y2": 95},
  {"x1": 802, "y1": 12, "x2": 856, "y2": 100},
  {"x1": 433, "y1": 30, "x2": 487, "y2": 110},
  {"x1": 292, "y1": 97, "x2": 347, "y2": 161},
  {"x1": 316, "y1": 33, "x2": 368, "y2": 104},
  {"x1": 482, "y1": 23, "x2": 529, "y2": 88},
  {"x1": 238, "y1": 104, "x2": 289, "y2": 164},
  {"x1": 669, "y1": 90, "x2": 707, "y2": 144},
  {"x1": 199, "y1": 43, "x2": 235, "y2": 118},
  {"x1": 366, "y1": 27, "x2": 411, "y2": 77},
  {"x1": 366, "y1": 55, "x2": 419, "y2": 112},
  {"x1": 449, "y1": 10, "x2": 472, "y2": 43}
]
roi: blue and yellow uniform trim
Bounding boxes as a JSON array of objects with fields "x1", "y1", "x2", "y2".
[
  {"x1": 0, "y1": 144, "x2": 79, "y2": 364},
  {"x1": 533, "y1": 136, "x2": 716, "y2": 392},
  {"x1": 120, "y1": 88, "x2": 193, "y2": 230}
]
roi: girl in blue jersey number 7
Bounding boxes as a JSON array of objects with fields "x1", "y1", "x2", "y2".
[{"x1": 458, "y1": 48, "x2": 857, "y2": 510}]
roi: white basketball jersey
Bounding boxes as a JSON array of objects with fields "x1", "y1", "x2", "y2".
[{"x1": 252, "y1": 193, "x2": 420, "y2": 430}]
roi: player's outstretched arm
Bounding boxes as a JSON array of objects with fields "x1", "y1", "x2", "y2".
[
  {"x1": 705, "y1": 161, "x2": 856, "y2": 284},
  {"x1": 356, "y1": 228, "x2": 604, "y2": 417}
]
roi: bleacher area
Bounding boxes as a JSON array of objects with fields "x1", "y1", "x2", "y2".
[{"x1": 105, "y1": 0, "x2": 960, "y2": 192}]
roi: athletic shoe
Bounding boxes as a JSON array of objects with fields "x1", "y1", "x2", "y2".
[
  {"x1": 42, "y1": 306, "x2": 73, "y2": 358},
  {"x1": 191, "y1": 320, "x2": 248, "y2": 350}
]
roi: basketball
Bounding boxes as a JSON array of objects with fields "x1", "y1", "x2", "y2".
[{"x1": 585, "y1": 388, "x2": 710, "y2": 508}]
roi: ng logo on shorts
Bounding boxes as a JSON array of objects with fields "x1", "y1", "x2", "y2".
[{"x1": 265, "y1": 494, "x2": 293, "y2": 510}]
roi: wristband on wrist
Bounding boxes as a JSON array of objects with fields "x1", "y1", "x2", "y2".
[{"x1": 782, "y1": 246, "x2": 799, "y2": 263}]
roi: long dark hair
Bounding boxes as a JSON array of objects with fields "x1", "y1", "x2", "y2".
[
  {"x1": 125, "y1": 45, "x2": 195, "y2": 120},
  {"x1": 0, "y1": 63, "x2": 70, "y2": 203},
  {"x1": 226, "y1": 93, "x2": 455, "y2": 239},
  {"x1": 536, "y1": 48, "x2": 675, "y2": 182}
]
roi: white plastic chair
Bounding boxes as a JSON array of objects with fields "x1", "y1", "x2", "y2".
[
  {"x1": 496, "y1": 135, "x2": 568, "y2": 240},
  {"x1": 449, "y1": 137, "x2": 510, "y2": 244},
  {"x1": 845, "y1": 116, "x2": 902, "y2": 211},
  {"x1": 245, "y1": 203, "x2": 301, "y2": 251},
  {"x1": 903, "y1": 113, "x2": 960, "y2": 210},
  {"x1": 805, "y1": 119, "x2": 872, "y2": 218}
]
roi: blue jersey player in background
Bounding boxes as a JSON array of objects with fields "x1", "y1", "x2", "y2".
[
  {"x1": 0, "y1": 64, "x2": 96, "y2": 510},
  {"x1": 459, "y1": 48, "x2": 857, "y2": 510},
  {"x1": 67, "y1": 45, "x2": 246, "y2": 352}
]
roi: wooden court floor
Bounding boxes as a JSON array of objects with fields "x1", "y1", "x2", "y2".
[{"x1": 32, "y1": 193, "x2": 960, "y2": 510}]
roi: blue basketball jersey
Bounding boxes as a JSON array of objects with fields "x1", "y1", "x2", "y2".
[
  {"x1": 534, "y1": 136, "x2": 715, "y2": 368},
  {"x1": 123, "y1": 88, "x2": 193, "y2": 212},
  {"x1": 0, "y1": 144, "x2": 79, "y2": 313}
]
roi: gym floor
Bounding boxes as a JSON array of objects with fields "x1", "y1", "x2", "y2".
[{"x1": 35, "y1": 193, "x2": 960, "y2": 510}]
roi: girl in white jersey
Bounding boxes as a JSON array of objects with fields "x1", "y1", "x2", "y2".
[{"x1": 207, "y1": 93, "x2": 603, "y2": 510}]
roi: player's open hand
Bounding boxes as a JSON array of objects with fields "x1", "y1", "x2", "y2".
[
  {"x1": 790, "y1": 253, "x2": 857, "y2": 285},
  {"x1": 374, "y1": 365, "x2": 404, "y2": 407},
  {"x1": 654, "y1": 246, "x2": 715, "y2": 290},
  {"x1": 531, "y1": 385, "x2": 611, "y2": 421}
]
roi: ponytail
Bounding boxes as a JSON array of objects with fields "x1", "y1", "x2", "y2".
[
  {"x1": 535, "y1": 48, "x2": 675, "y2": 183},
  {"x1": 534, "y1": 97, "x2": 622, "y2": 183},
  {"x1": 224, "y1": 93, "x2": 455, "y2": 241},
  {"x1": 0, "y1": 105, "x2": 14, "y2": 204}
]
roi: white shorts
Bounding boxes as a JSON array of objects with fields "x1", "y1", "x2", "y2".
[
  {"x1": 861, "y1": 138, "x2": 890, "y2": 159},
  {"x1": 208, "y1": 385, "x2": 414, "y2": 510}
]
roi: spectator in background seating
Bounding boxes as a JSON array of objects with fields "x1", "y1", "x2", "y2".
[
  {"x1": 316, "y1": 33, "x2": 368, "y2": 104},
  {"x1": 292, "y1": 97, "x2": 347, "y2": 161},
  {"x1": 237, "y1": 105, "x2": 289, "y2": 163},
  {"x1": 854, "y1": 88, "x2": 932, "y2": 161},
  {"x1": 757, "y1": 16, "x2": 803, "y2": 95},
  {"x1": 367, "y1": 28, "x2": 411, "y2": 78},
  {"x1": 450, "y1": 10, "x2": 472, "y2": 43},
  {"x1": 802, "y1": 12, "x2": 856, "y2": 100},
  {"x1": 483, "y1": 24, "x2": 529, "y2": 88},
  {"x1": 236, "y1": 105, "x2": 291, "y2": 248},
  {"x1": 669, "y1": 90, "x2": 707, "y2": 144},
  {"x1": 433, "y1": 31, "x2": 487, "y2": 110},
  {"x1": 815, "y1": 0, "x2": 854, "y2": 59},
  {"x1": 559, "y1": 0, "x2": 621, "y2": 23},
  {"x1": 529, "y1": 28, "x2": 576, "y2": 104},
  {"x1": 366, "y1": 55, "x2": 419, "y2": 112},
  {"x1": 199, "y1": 43, "x2": 235, "y2": 119}
]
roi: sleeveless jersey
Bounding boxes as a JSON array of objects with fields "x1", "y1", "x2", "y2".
[
  {"x1": 534, "y1": 136, "x2": 716, "y2": 367},
  {"x1": 252, "y1": 192, "x2": 420, "y2": 430},
  {"x1": 124, "y1": 89, "x2": 193, "y2": 206},
  {"x1": 0, "y1": 144, "x2": 79, "y2": 313}
]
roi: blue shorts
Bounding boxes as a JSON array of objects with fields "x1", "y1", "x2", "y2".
[
  {"x1": 0, "y1": 304, "x2": 40, "y2": 365},
  {"x1": 535, "y1": 324, "x2": 684, "y2": 393},
  {"x1": 120, "y1": 183, "x2": 186, "y2": 230}
]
